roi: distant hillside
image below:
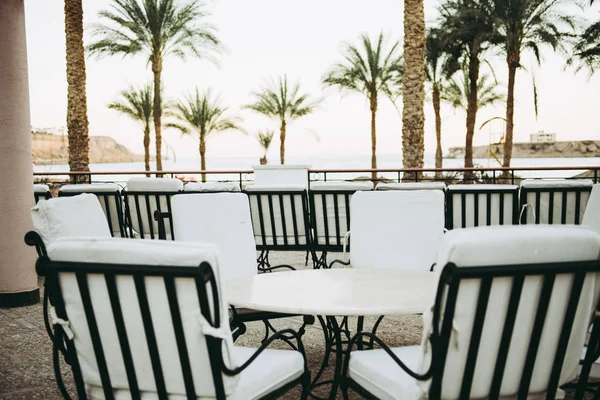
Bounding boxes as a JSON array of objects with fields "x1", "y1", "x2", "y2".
[
  {"x1": 32, "y1": 133, "x2": 144, "y2": 164},
  {"x1": 447, "y1": 140, "x2": 600, "y2": 159}
]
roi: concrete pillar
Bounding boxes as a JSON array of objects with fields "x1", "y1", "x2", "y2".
[{"x1": 0, "y1": 0, "x2": 39, "y2": 307}]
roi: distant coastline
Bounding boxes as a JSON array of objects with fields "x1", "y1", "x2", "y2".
[
  {"x1": 447, "y1": 140, "x2": 600, "y2": 159},
  {"x1": 32, "y1": 133, "x2": 144, "y2": 164}
]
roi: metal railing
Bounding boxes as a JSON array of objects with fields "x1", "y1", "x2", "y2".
[{"x1": 33, "y1": 165, "x2": 600, "y2": 186}]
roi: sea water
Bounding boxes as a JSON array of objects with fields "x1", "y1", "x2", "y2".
[{"x1": 33, "y1": 153, "x2": 600, "y2": 183}]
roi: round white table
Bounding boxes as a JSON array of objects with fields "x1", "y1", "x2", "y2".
[{"x1": 226, "y1": 269, "x2": 435, "y2": 399}]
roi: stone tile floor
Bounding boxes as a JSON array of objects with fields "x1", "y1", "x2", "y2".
[{"x1": 0, "y1": 251, "x2": 593, "y2": 399}]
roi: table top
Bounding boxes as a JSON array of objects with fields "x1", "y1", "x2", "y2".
[{"x1": 225, "y1": 269, "x2": 436, "y2": 316}]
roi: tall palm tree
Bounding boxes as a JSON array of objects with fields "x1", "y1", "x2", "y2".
[
  {"x1": 166, "y1": 88, "x2": 241, "y2": 182},
  {"x1": 492, "y1": 0, "x2": 575, "y2": 170},
  {"x1": 65, "y1": 0, "x2": 90, "y2": 182},
  {"x1": 244, "y1": 76, "x2": 319, "y2": 165},
  {"x1": 402, "y1": 0, "x2": 427, "y2": 174},
  {"x1": 255, "y1": 130, "x2": 274, "y2": 165},
  {"x1": 323, "y1": 32, "x2": 403, "y2": 181},
  {"x1": 88, "y1": 0, "x2": 221, "y2": 172},
  {"x1": 438, "y1": 0, "x2": 498, "y2": 171},
  {"x1": 108, "y1": 84, "x2": 153, "y2": 175},
  {"x1": 426, "y1": 28, "x2": 460, "y2": 178}
]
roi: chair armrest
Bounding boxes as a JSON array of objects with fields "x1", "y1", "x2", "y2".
[
  {"x1": 24, "y1": 231, "x2": 47, "y2": 258},
  {"x1": 344, "y1": 331, "x2": 434, "y2": 381},
  {"x1": 221, "y1": 328, "x2": 306, "y2": 376},
  {"x1": 153, "y1": 210, "x2": 171, "y2": 240}
]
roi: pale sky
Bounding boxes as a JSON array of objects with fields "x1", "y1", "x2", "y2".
[{"x1": 23, "y1": 0, "x2": 600, "y2": 163}]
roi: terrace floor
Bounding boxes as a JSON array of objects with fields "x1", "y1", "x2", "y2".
[{"x1": 0, "y1": 251, "x2": 593, "y2": 399}]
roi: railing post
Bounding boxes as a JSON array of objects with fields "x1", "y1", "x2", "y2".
[
  {"x1": 397, "y1": 171, "x2": 401, "y2": 183},
  {"x1": 511, "y1": 170, "x2": 515, "y2": 185},
  {"x1": 492, "y1": 170, "x2": 496, "y2": 184}
]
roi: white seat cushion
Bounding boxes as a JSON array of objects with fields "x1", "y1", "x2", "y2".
[
  {"x1": 350, "y1": 191, "x2": 445, "y2": 270},
  {"x1": 33, "y1": 183, "x2": 50, "y2": 193},
  {"x1": 348, "y1": 346, "x2": 423, "y2": 400},
  {"x1": 30, "y1": 194, "x2": 111, "y2": 246},
  {"x1": 171, "y1": 194, "x2": 257, "y2": 280},
  {"x1": 520, "y1": 179, "x2": 593, "y2": 189},
  {"x1": 232, "y1": 346, "x2": 304, "y2": 399},
  {"x1": 184, "y1": 182, "x2": 241, "y2": 192},
  {"x1": 127, "y1": 177, "x2": 183, "y2": 192},
  {"x1": 245, "y1": 184, "x2": 305, "y2": 192},
  {"x1": 310, "y1": 181, "x2": 374, "y2": 191},
  {"x1": 376, "y1": 182, "x2": 446, "y2": 191},
  {"x1": 59, "y1": 183, "x2": 122, "y2": 193}
]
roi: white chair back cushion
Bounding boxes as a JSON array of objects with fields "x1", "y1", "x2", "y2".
[
  {"x1": 447, "y1": 184, "x2": 518, "y2": 228},
  {"x1": 376, "y1": 182, "x2": 446, "y2": 191},
  {"x1": 30, "y1": 194, "x2": 111, "y2": 246},
  {"x1": 47, "y1": 237, "x2": 238, "y2": 397},
  {"x1": 245, "y1": 185, "x2": 308, "y2": 246},
  {"x1": 582, "y1": 184, "x2": 600, "y2": 234},
  {"x1": 520, "y1": 179, "x2": 593, "y2": 224},
  {"x1": 171, "y1": 193, "x2": 257, "y2": 280},
  {"x1": 59, "y1": 183, "x2": 124, "y2": 237},
  {"x1": 184, "y1": 182, "x2": 241, "y2": 192},
  {"x1": 310, "y1": 182, "x2": 373, "y2": 245},
  {"x1": 350, "y1": 191, "x2": 445, "y2": 270},
  {"x1": 126, "y1": 178, "x2": 183, "y2": 238},
  {"x1": 422, "y1": 225, "x2": 600, "y2": 399}
]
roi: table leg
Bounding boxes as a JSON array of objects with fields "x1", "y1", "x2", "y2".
[{"x1": 309, "y1": 316, "x2": 345, "y2": 400}]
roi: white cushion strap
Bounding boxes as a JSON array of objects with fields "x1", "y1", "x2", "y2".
[
  {"x1": 519, "y1": 203, "x2": 536, "y2": 224},
  {"x1": 196, "y1": 310, "x2": 228, "y2": 340},
  {"x1": 342, "y1": 231, "x2": 351, "y2": 261},
  {"x1": 50, "y1": 306, "x2": 74, "y2": 340}
]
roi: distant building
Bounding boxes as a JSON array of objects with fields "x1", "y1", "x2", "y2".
[{"x1": 530, "y1": 131, "x2": 556, "y2": 143}]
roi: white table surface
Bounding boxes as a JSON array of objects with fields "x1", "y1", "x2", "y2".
[{"x1": 225, "y1": 269, "x2": 436, "y2": 316}]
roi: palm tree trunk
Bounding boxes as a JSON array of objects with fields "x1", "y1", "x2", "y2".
[
  {"x1": 370, "y1": 95, "x2": 378, "y2": 183},
  {"x1": 402, "y1": 0, "x2": 426, "y2": 181},
  {"x1": 152, "y1": 55, "x2": 163, "y2": 175},
  {"x1": 280, "y1": 120, "x2": 286, "y2": 165},
  {"x1": 433, "y1": 84, "x2": 443, "y2": 180},
  {"x1": 64, "y1": 0, "x2": 90, "y2": 183},
  {"x1": 143, "y1": 125, "x2": 150, "y2": 177},
  {"x1": 503, "y1": 57, "x2": 518, "y2": 170},
  {"x1": 464, "y1": 50, "x2": 480, "y2": 182},
  {"x1": 200, "y1": 137, "x2": 206, "y2": 183}
]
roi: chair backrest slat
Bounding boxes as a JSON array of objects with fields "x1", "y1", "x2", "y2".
[{"x1": 446, "y1": 185, "x2": 518, "y2": 229}]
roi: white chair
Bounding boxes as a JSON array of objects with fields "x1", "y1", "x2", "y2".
[
  {"x1": 309, "y1": 181, "x2": 373, "y2": 268},
  {"x1": 344, "y1": 225, "x2": 600, "y2": 399},
  {"x1": 33, "y1": 183, "x2": 51, "y2": 204},
  {"x1": 184, "y1": 182, "x2": 241, "y2": 192},
  {"x1": 519, "y1": 179, "x2": 593, "y2": 225},
  {"x1": 124, "y1": 177, "x2": 183, "y2": 240},
  {"x1": 59, "y1": 183, "x2": 126, "y2": 237},
  {"x1": 446, "y1": 184, "x2": 518, "y2": 229},
  {"x1": 30, "y1": 237, "x2": 309, "y2": 399},
  {"x1": 342, "y1": 190, "x2": 445, "y2": 271},
  {"x1": 376, "y1": 182, "x2": 446, "y2": 191},
  {"x1": 170, "y1": 193, "x2": 302, "y2": 340},
  {"x1": 245, "y1": 184, "x2": 311, "y2": 269}
]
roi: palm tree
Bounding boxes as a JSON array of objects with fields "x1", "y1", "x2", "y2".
[
  {"x1": 492, "y1": 0, "x2": 575, "y2": 170},
  {"x1": 402, "y1": 0, "x2": 427, "y2": 175},
  {"x1": 244, "y1": 76, "x2": 319, "y2": 165},
  {"x1": 569, "y1": 19, "x2": 600, "y2": 74},
  {"x1": 438, "y1": 0, "x2": 498, "y2": 171},
  {"x1": 323, "y1": 32, "x2": 403, "y2": 181},
  {"x1": 256, "y1": 130, "x2": 274, "y2": 165},
  {"x1": 444, "y1": 66, "x2": 505, "y2": 113},
  {"x1": 426, "y1": 28, "x2": 460, "y2": 179},
  {"x1": 88, "y1": 0, "x2": 221, "y2": 173},
  {"x1": 166, "y1": 88, "x2": 241, "y2": 182},
  {"x1": 65, "y1": 0, "x2": 90, "y2": 182},
  {"x1": 108, "y1": 84, "x2": 153, "y2": 175}
]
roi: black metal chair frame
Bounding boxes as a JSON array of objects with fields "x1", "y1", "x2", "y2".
[
  {"x1": 519, "y1": 185, "x2": 592, "y2": 225},
  {"x1": 446, "y1": 186, "x2": 519, "y2": 229},
  {"x1": 343, "y1": 259, "x2": 600, "y2": 400},
  {"x1": 34, "y1": 188, "x2": 52, "y2": 203},
  {"x1": 58, "y1": 189, "x2": 128, "y2": 238},
  {"x1": 244, "y1": 190, "x2": 318, "y2": 270},
  {"x1": 29, "y1": 237, "x2": 310, "y2": 400},
  {"x1": 308, "y1": 189, "x2": 356, "y2": 269},
  {"x1": 123, "y1": 190, "x2": 182, "y2": 240}
]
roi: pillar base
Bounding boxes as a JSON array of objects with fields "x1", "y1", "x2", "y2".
[{"x1": 0, "y1": 288, "x2": 40, "y2": 308}]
